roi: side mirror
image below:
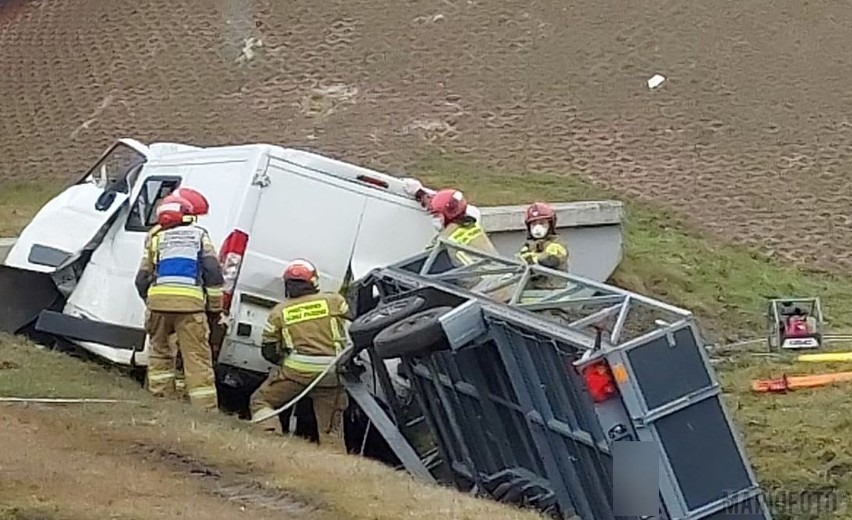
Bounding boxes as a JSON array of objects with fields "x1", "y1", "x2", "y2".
[{"x1": 95, "y1": 191, "x2": 117, "y2": 211}]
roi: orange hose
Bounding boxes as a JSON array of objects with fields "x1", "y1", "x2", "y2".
[{"x1": 751, "y1": 371, "x2": 852, "y2": 392}]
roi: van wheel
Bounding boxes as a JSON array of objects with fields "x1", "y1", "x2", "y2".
[
  {"x1": 373, "y1": 307, "x2": 452, "y2": 360},
  {"x1": 349, "y1": 296, "x2": 427, "y2": 350}
]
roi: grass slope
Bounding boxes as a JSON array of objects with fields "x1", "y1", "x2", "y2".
[
  {"x1": 4, "y1": 165, "x2": 852, "y2": 518},
  {"x1": 0, "y1": 336, "x2": 546, "y2": 520},
  {"x1": 0, "y1": 180, "x2": 66, "y2": 237},
  {"x1": 415, "y1": 157, "x2": 852, "y2": 519}
]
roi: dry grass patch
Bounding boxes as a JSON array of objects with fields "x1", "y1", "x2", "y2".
[
  {"x1": 0, "y1": 180, "x2": 66, "y2": 236},
  {"x1": 0, "y1": 335, "x2": 546, "y2": 520}
]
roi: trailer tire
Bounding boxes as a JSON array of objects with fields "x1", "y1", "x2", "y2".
[
  {"x1": 373, "y1": 306, "x2": 452, "y2": 360},
  {"x1": 349, "y1": 295, "x2": 427, "y2": 350}
]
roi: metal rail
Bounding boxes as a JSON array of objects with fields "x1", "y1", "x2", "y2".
[{"x1": 389, "y1": 238, "x2": 692, "y2": 347}]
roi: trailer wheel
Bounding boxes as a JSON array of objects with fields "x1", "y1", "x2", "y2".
[
  {"x1": 373, "y1": 306, "x2": 452, "y2": 359},
  {"x1": 349, "y1": 295, "x2": 427, "y2": 350}
]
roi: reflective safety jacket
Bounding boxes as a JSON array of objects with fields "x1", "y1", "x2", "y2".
[
  {"x1": 134, "y1": 223, "x2": 225, "y2": 313},
  {"x1": 519, "y1": 235, "x2": 569, "y2": 289},
  {"x1": 262, "y1": 292, "x2": 350, "y2": 376},
  {"x1": 145, "y1": 221, "x2": 220, "y2": 313},
  {"x1": 431, "y1": 221, "x2": 500, "y2": 268},
  {"x1": 428, "y1": 221, "x2": 514, "y2": 301}
]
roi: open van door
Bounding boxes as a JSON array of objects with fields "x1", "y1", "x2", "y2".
[
  {"x1": 0, "y1": 139, "x2": 148, "y2": 333},
  {"x1": 4, "y1": 139, "x2": 149, "y2": 273}
]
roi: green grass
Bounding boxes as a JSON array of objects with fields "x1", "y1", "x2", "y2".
[
  {"x1": 0, "y1": 180, "x2": 66, "y2": 237},
  {"x1": 414, "y1": 154, "x2": 852, "y2": 519}
]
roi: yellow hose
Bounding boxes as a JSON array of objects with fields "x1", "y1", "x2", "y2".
[{"x1": 797, "y1": 352, "x2": 852, "y2": 363}]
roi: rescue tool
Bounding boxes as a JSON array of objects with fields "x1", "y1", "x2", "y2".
[
  {"x1": 751, "y1": 370, "x2": 852, "y2": 393},
  {"x1": 765, "y1": 296, "x2": 824, "y2": 351}
]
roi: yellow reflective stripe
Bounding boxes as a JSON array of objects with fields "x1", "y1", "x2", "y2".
[
  {"x1": 544, "y1": 242, "x2": 567, "y2": 259},
  {"x1": 455, "y1": 251, "x2": 475, "y2": 266},
  {"x1": 282, "y1": 328, "x2": 294, "y2": 350},
  {"x1": 188, "y1": 386, "x2": 217, "y2": 398},
  {"x1": 282, "y1": 300, "x2": 330, "y2": 325},
  {"x1": 148, "y1": 285, "x2": 205, "y2": 300},
  {"x1": 148, "y1": 371, "x2": 174, "y2": 382},
  {"x1": 283, "y1": 358, "x2": 329, "y2": 373},
  {"x1": 330, "y1": 317, "x2": 343, "y2": 353},
  {"x1": 205, "y1": 287, "x2": 223, "y2": 297},
  {"x1": 288, "y1": 353, "x2": 336, "y2": 365},
  {"x1": 449, "y1": 226, "x2": 483, "y2": 245},
  {"x1": 149, "y1": 233, "x2": 161, "y2": 263},
  {"x1": 263, "y1": 320, "x2": 277, "y2": 334}
]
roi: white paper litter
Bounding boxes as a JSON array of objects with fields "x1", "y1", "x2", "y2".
[{"x1": 647, "y1": 74, "x2": 666, "y2": 89}]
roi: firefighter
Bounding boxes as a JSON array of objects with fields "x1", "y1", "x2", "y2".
[
  {"x1": 147, "y1": 187, "x2": 218, "y2": 398},
  {"x1": 425, "y1": 188, "x2": 500, "y2": 266},
  {"x1": 249, "y1": 259, "x2": 350, "y2": 451},
  {"x1": 134, "y1": 192, "x2": 225, "y2": 410},
  {"x1": 518, "y1": 202, "x2": 569, "y2": 289}
]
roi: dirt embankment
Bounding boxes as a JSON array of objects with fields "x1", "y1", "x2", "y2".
[
  {"x1": 0, "y1": 337, "x2": 545, "y2": 520},
  {"x1": 0, "y1": 406, "x2": 320, "y2": 520},
  {"x1": 4, "y1": 0, "x2": 852, "y2": 270}
]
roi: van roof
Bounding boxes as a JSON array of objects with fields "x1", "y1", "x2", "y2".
[
  {"x1": 275, "y1": 147, "x2": 413, "y2": 198},
  {"x1": 147, "y1": 141, "x2": 415, "y2": 199}
]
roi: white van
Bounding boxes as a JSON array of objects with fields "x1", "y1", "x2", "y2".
[{"x1": 1, "y1": 139, "x2": 624, "y2": 389}]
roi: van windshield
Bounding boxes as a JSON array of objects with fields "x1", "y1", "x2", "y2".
[{"x1": 83, "y1": 142, "x2": 147, "y2": 194}]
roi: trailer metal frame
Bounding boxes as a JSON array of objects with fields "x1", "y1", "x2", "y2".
[{"x1": 343, "y1": 239, "x2": 772, "y2": 520}]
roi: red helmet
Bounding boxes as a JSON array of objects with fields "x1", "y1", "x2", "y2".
[
  {"x1": 173, "y1": 187, "x2": 209, "y2": 216},
  {"x1": 525, "y1": 202, "x2": 556, "y2": 226},
  {"x1": 283, "y1": 259, "x2": 318, "y2": 284},
  {"x1": 156, "y1": 193, "x2": 193, "y2": 228},
  {"x1": 427, "y1": 189, "x2": 468, "y2": 225}
]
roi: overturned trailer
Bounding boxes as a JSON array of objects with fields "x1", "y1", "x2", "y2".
[{"x1": 342, "y1": 239, "x2": 772, "y2": 520}]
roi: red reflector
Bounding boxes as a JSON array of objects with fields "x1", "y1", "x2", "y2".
[
  {"x1": 219, "y1": 230, "x2": 250, "y2": 312},
  {"x1": 582, "y1": 361, "x2": 619, "y2": 403},
  {"x1": 357, "y1": 175, "x2": 389, "y2": 188},
  {"x1": 219, "y1": 230, "x2": 249, "y2": 262}
]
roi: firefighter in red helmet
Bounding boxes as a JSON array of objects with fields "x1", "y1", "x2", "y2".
[
  {"x1": 173, "y1": 187, "x2": 210, "y2": 219},
  {"x1": 145, "y1": 187, "x2": 218, "y2": 399},
  {"x1": 172, "y1": 186, "x2": 222, "y2": 342},
  {"x1": 249, "y1": 259, "x2": 350, "y2": 451},
  {"x1": 426, "y1": 189, "x2": 517, "y2": 300},
  {"x1": 426, "y1": 189, "x2": 500, "y2": 266},
  {"x1": 519, "y1": 202, "x2": 569, "y2": 289},
  {"x1": 134, "y1": 192, "x2": 225, "y2": 410}
]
